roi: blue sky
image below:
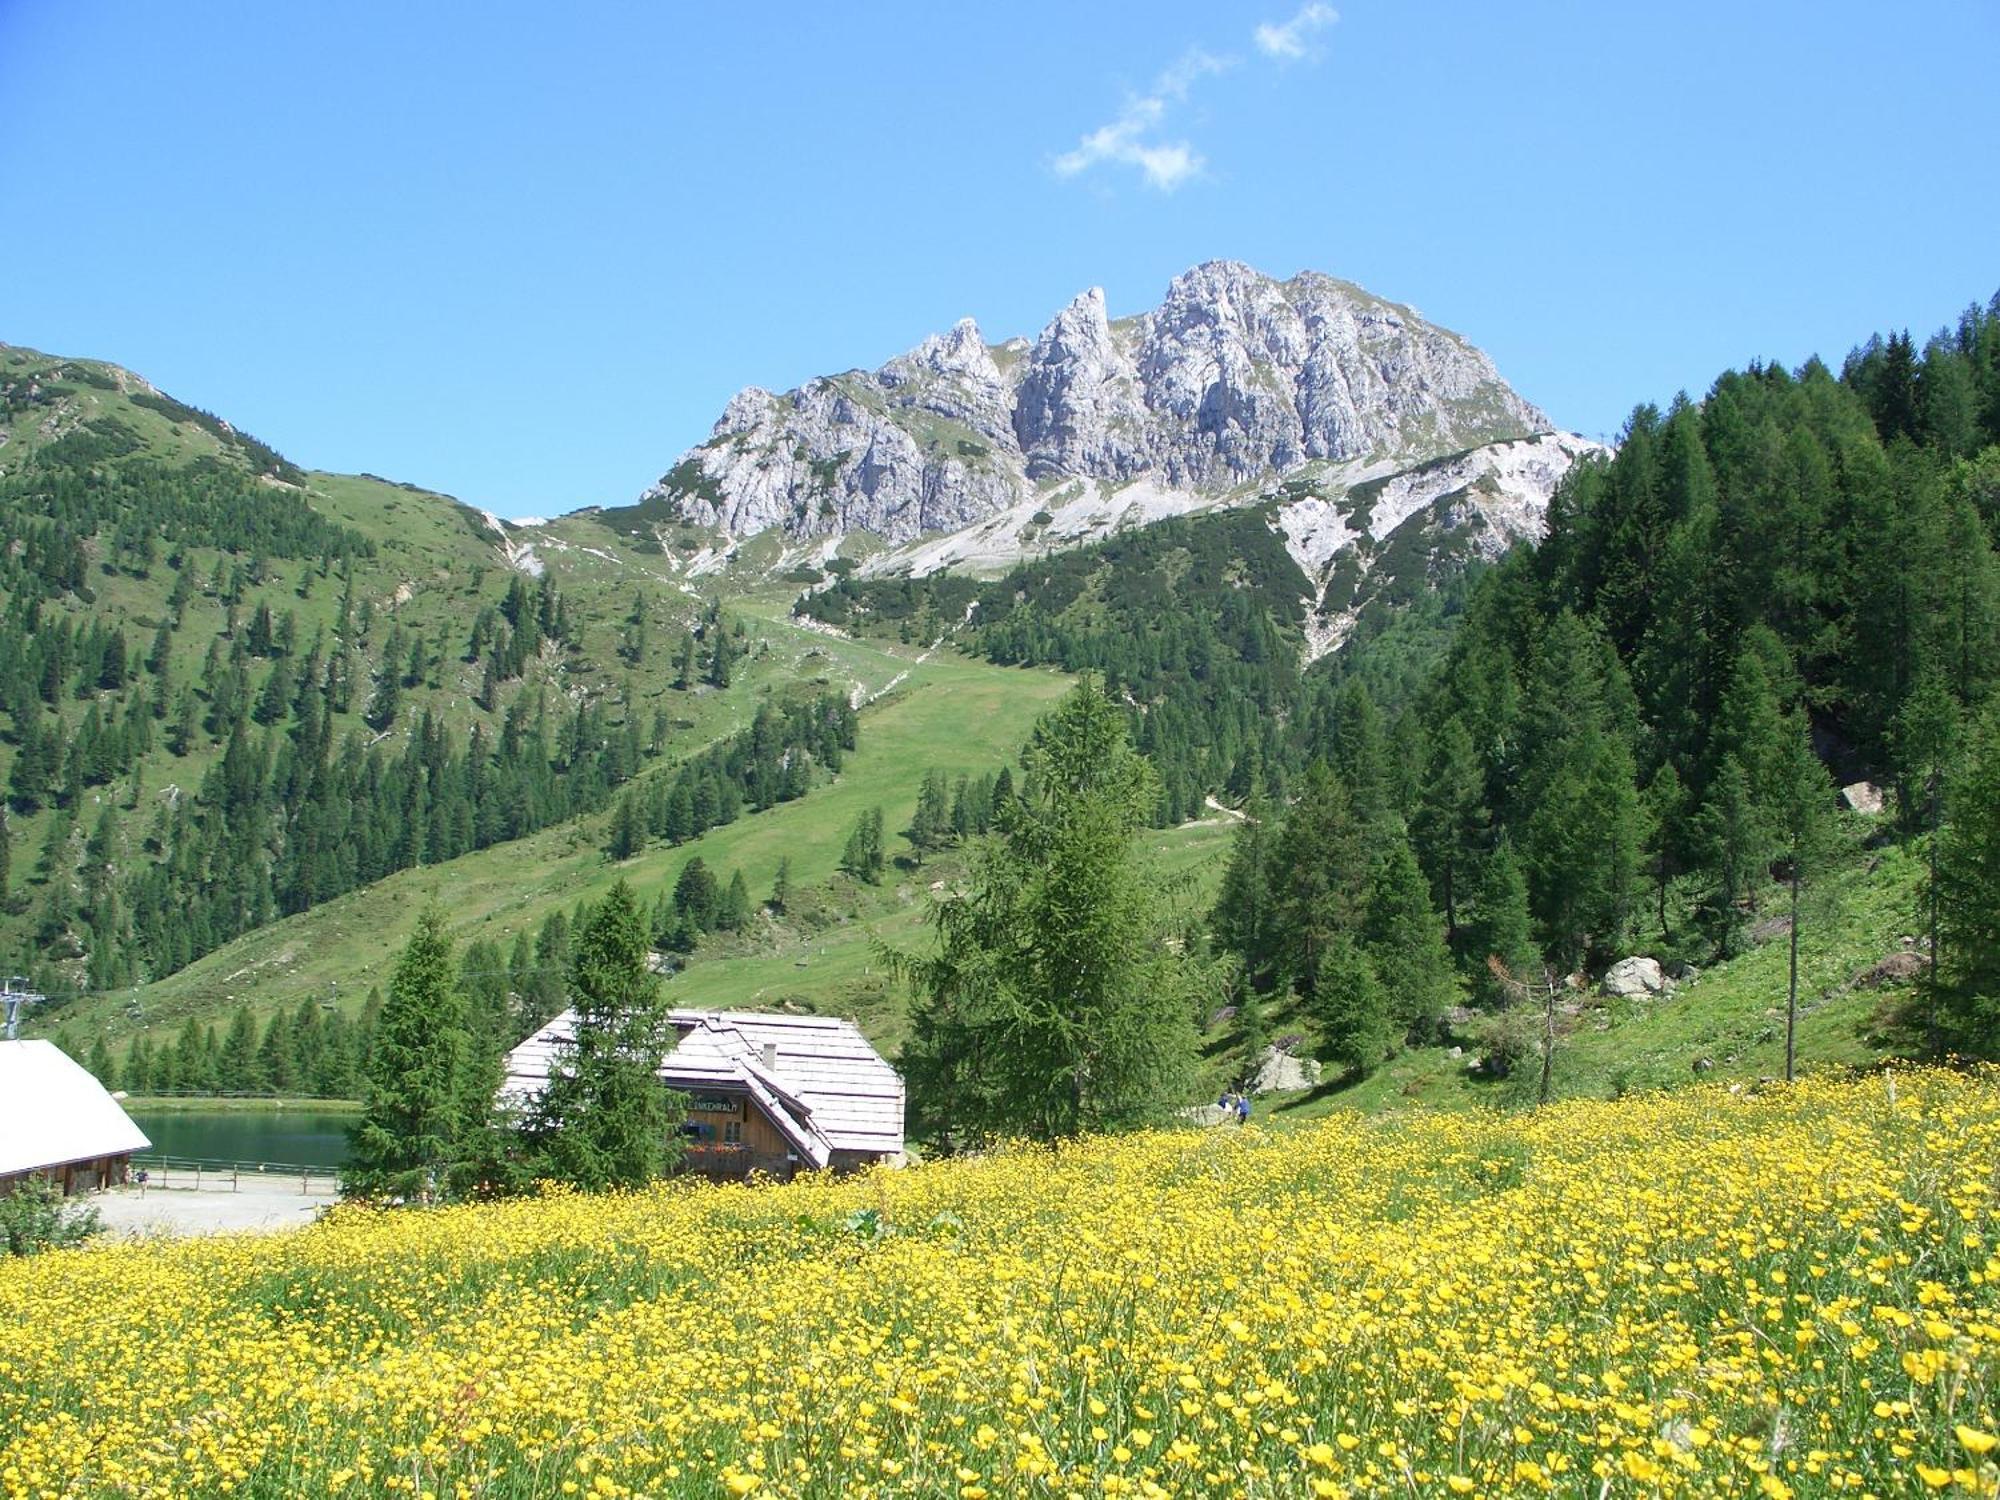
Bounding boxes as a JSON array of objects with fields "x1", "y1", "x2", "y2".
[{"x1": 2, "y1": 1, "x2": 1994, "y2": 519}]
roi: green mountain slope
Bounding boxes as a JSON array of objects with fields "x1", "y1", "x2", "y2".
[{"x1": 0, "y1": 345, "x2": 1011, "y2": 1013}]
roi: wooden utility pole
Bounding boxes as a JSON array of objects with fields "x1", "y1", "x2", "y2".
[{"x1": 1785, "y1": 859, "x2": 1800, "y2": 1083}]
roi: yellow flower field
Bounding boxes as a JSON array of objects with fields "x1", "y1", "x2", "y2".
[{"x1": 4, "y1": 1073, "x2": 1998, "y2": 1499}]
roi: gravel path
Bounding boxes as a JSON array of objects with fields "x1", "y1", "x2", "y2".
[{"x1": 92, "y1": 1182, "x2": 337, "y2": 1239}]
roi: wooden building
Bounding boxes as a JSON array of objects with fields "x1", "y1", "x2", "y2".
[
  {"x1": 0, "y1": 1039, "x2": 152, "y2": 1196},
  {"x1": 504, "y1": 1009, "x2": 904, "y2": 1180}
]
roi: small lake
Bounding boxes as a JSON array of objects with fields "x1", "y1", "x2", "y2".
[{"x1": 125, "y1": 1107, "x2": 354, "y2": 1170}]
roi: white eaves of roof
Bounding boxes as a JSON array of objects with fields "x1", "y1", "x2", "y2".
[{"x1": 0, "y1": 1040, "x2": 152, "y2": 1176}]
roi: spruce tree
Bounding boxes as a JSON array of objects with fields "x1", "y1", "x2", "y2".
[
  {"x1": 769, "y1": 856, "x2": 792, "y2": 915},
  {"x1": 1693, "y1": 754, "x2": 1768, "y2": 956},
  {"x1": 86, "y1": 1035, "x2": 116, "y2": 1091},
  {"x1": 219, "y1": 1006, "x2": 259, "y2": 1092},
  {"x1": 345, "y1": 908, "x2": 475, "y2": 1202},
  {"x1": 904, "y1": 769, "x2": 952, "y2": 864},
  {"x1": 1937, "y1": 705, "x2": 2000, "y2": 1055},
  {"x1": 528, "y1": 880, "x2": 684, "y2": 1190},
  {"x1": 1311, "y1": 933, "x2": 1391, "y2": 1080},
  {"x1": 841, "y1": 807, "x2": 885, "y2": 884},
  {"x1": 1268, "y1": 763, "x2": 1368, "y2": 1004},
  {"x1": 1362, "y1": 833, "x2": 1460, "y2": 1040},
  {"x1": 1411, "y1": 717, "x2": 1483, "y2": 939},
  {"x1": 1210, "y1": 785, "x2": 1277, "y2": 991},
  {"x1": 1468, "y1": 839, "x2": 1540, "y2": 1008},
  {"x1": 721, "y1": 869, "x2": 750, "y2": 931}
]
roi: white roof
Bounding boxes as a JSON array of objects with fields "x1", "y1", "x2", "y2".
[
  {"x1": 0, "y1": 1040, "x2": 151, "y2": 1175},
  {"x1": 503, "y1": 1008, "x2": 904, "y2": 1169}
]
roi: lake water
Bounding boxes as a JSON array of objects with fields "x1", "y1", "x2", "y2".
[{"x1": 125, "y1": 1107, "x2": 354, "y2": 1170}]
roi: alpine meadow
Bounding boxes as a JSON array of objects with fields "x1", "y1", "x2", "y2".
[{"x1": 3, "y1": 4, "x2": 1999, "y2": 1497}]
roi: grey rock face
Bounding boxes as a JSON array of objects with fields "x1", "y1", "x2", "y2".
[{"x1": 640, "y1": 260, "x2": 1559, "y2": 545}]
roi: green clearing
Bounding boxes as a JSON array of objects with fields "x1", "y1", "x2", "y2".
[{"x1": 1253, "y1": 821, "x2": 1925, "y2": 1127}]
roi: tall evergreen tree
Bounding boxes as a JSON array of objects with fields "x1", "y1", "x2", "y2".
[
  {"x1": 1310, "y1": 933, "x2": 1391, "y2": 1079},
  {"x1": 1210, "y1": 785, "x2": 1278, "y2": 992},
  {"x1": 1362, "y1": 833, "x2": 1460, "y2": 1039},
  {"x1": 1772, "y1": 714, "x2": 1834, "y2": 1081},
  {"x1": 904, "y1": 769, "x2": 953, "y2": 864},
  {"x1": 894, "y1": 681, "x2": 1206, "y2": 1144},
  {"x1": 345, "y1": 908, "x2": 475, "y2": 1202},
  {"x1": 1267, "y1": 763, "x2": 1368, "y2": 1004},
  {"x1": 1936, "y1": 705, "x2": 2000, "y2": 1055},
  {"x1": 528, "y1": 881, "x2": 685, "y2": 1189},
  {"x1": 1468, "y1": 839, "x2": 1540, "y2": 1008}
]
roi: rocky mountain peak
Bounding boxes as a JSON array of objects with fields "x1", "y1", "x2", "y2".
[{"x1": 640, "y1": 261, "x2": 1568, "y2": 547}]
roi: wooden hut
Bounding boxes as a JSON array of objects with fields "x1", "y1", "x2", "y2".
[
  {"x1": 0, "y1": 1040, "x2": 152, "y2": 1196},
  {"x1": 504, "y1": 1009, "x2": 904, "y2": 1180}
]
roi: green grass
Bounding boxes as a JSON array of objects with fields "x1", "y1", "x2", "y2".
[
  {"x1": 1251, "y1": 818, "x2": 1927, "y2": 1128},
  {"x1": 115, "y1": 1095, "x2": 362, "y2": 1114}
]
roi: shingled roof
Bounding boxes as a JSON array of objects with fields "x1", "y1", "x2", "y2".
[
  {"x1": 502, "y1": 1009, "x2": 904, "y2": 1170},
  {"x1": 0, "y1": 1040, "x2": 151, "y2": 1177}
]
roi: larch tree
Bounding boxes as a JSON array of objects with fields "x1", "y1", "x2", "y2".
[
  {"x1": 893, "y1": 679, "x2": 1206, "y2": 1145},
  {"x1": 1771, "y1": 712, "x2": 1835, "y2": 1081}
]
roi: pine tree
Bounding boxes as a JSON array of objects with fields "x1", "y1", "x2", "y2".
[
  {"x1": 364, "y1": 656, "x2": 400, "y2": 733},
  {"x1": 720, "y1": 869, "x2": 751, "y2": 932},
  {"x1": 219, "y1": 1005, "x2": 259, "y2": 1091},
  {"x1": 607, "y1": 789, "x2": 645, "y2": 860},
  {"x1": 1229, "y1": 966, "x2": 1269, "y2": 1086},
  {"x1": 769, "y1": 856, "x2": 792, "y2": 915},
  {"x1": 1411, "y1": 717, "x2": 1483, "y2": 939},
  {"x1": 528, "y1": 881, "x2": 684, "y2": 1189},
  {"x1": 1693, "y1": 754, "x2": 1768, "y2": 956},
  {"x1": 345, "y1": 908, "x2": 475, "y2": 1202},
  {"x1": 86, "y1": 1035, "x2": 116, "y2": 1091},
  {"x1": 1330, "y1": 680, "x2": 1390, "y2": 830},
  {"x1": 841, "y1": 807, "x2": 885, "y2": 884},
  {"x1": 1268, "y1": 763, "x2": 1368, "y2": 1004}
]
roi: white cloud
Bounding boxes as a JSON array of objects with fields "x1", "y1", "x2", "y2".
[
  {"x1": 1052, "y1": 8, "x2": 1335, "y2": 193},
  {"x1": 1254, "y1": 2, "x2": 1338, "y2": 61},
  {"x1": 1052, "y1": 48, "x2": 1232, "y2": 192}
]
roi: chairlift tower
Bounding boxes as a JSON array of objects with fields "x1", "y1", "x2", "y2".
[{"x1": 2, "y1": 975, "x2": 45, "y2": 1039}]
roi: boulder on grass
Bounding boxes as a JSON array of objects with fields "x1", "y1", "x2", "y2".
[
  {"x1": 1250, "y1": 1044, "x2": 1323, "y2": 1095},
  {"x1": 1600, "y1": 956, "x2": 1671, "y2": 1000},
  {"x1": 1840, "y1": 781, "x2": 1885, "y2": 815}
]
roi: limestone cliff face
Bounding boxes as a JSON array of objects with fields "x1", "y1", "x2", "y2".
[{"x1": 642, "y1": 261, "x2": 1561, "y2": 546}]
